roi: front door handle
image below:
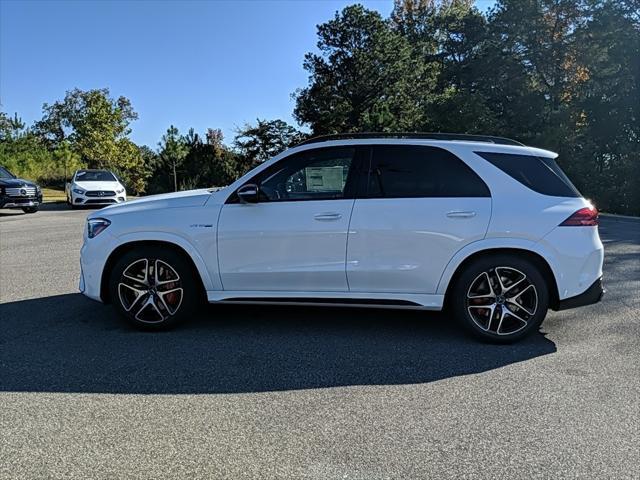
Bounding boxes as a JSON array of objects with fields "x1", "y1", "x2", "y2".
[
  {"x1": 314, "y1": 212, "x2": 342, "y2": 221},
  {"x1": 446, "y1": 210, "x2": 476, "y2": 218}
]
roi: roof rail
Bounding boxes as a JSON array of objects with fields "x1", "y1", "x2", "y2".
[{"x1": 297, "y1": 132, "x2": 525, "y2": 147}]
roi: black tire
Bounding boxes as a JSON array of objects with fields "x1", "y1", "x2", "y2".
[
  {"x1": 22, "y1": 206, "x2": 38, "y2": 214},
  {"x1": 450, "y1": 254, "x2": 549, "y2": 343},
  {"x1": 108, "y1": 246, "x2": 200, "y2": 330}
]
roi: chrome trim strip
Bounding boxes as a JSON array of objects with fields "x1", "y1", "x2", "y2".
[
  {"x1": 3, "y1": 201, "x2": 39, "y2": 208},
  {"x1": 5, "y1": 187, "x2": 37, "y2": 197}
]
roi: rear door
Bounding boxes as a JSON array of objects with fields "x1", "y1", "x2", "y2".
[{"x1": 346, "y1": 144, "x2": 492, "y2": 294}]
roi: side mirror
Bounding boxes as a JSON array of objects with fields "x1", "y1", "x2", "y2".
[{"x1": 237, "y1": 183, "x2": 259, "y2": 204}]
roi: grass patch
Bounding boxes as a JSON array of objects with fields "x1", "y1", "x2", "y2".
[
  {"x1": 42, "y1": 187, "x2": 66, "y2": 203},
  {"x1": 40, "y1": 186, "x2": 139, "y2": 204}
]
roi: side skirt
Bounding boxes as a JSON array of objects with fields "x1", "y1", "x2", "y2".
[{"x1": 206, "y1": 290, "x2": 444, "y2": 310}]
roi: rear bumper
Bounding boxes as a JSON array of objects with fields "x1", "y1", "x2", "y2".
[{"x1": 556, "y1": 277, "x2": 604, "y2": 311}]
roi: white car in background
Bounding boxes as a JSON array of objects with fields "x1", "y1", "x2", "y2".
[
  {"x1": 66, "y1": 169, "x2": 127, "y2": 208},
  {"x1": 78, "y1": 133, "x2": 604, "y2": 343}
]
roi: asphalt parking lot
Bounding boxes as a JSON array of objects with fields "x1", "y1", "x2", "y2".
[{"x1": 0, "y1": 205, "x2": 638, "y2": 479}]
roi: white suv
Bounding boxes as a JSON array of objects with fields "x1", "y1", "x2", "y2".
[{"x1": 79, "y1": 134, "x2": 604, "y2": 342}]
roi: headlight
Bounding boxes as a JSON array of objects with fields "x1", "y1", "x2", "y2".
[
  {"x1": 116, "y1": 187, "x2": 125, "y2": 194},
  {"x1": 73, "y1": 188, "x2": 85, "y2": 195},
  {"x1": 87, "y1": 218, "x2": 111, "y2": 238}
]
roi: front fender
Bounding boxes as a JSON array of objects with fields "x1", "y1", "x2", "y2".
[{"x1": 111, "y1": 231, "x2": 220, "y2": 292}]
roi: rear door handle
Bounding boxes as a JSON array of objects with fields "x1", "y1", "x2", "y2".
[
  {"x1": 446, "y1": 210, "x2": 476, "y2": 218},
  {"x1": 314, "y1": 212, "x2": 342, "y2": 221}
]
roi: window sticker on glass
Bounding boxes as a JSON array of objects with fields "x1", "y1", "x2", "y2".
[{"x1": 305, "y1": 166, "x2": 345, "y2": 192}]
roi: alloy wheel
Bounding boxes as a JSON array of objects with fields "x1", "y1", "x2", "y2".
[
  {"x1": 118, "y1": 258, "x2": 184, "y2": 323},
  {"x1": 466, "y1": 266, "x2": 538, "y2": 336}
]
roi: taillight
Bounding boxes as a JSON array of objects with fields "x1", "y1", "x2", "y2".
[{"x1": 560, "y1": 207, "x2": 598, "y2": 226}]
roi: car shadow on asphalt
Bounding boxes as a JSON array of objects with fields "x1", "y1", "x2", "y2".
[
  {"x1": 0, "y1": 203, "x2": 70, "y2": 217},
  {"x1": 0, "y1": 293, "x2": 556, "y2": 394},
  {"x1": 0, "y1": 203, "x2": 105, "y2": 217}
]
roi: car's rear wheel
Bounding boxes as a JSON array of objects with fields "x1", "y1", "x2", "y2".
[
  {"x1": 109, "y1": 246, "x2": 198, "y2": 330},
  {"x1": 450, "y1": 255, "x2": 549, "y2": 343}
]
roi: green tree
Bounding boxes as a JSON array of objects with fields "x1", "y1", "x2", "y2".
[
  {"x1": 35, "y1": 88, "x2": 137, "y2": 159},
  {"x1": 233, "y1": 119, "x2": 305, "y2": 166},
  {"x1": 391, "y1": 0, "x2": 496, "y2": 133},
  {"x1": 147, "y1": 127, "x2": 246, "y2": 194},
  {"x1": 567, "y1": 0, "x2": 640, "y2": 214},
  {"x1": 52, "y1": 140, "x2": 84, "y2": 183},
  {"x1": 32, "y1": 88, "x2": 146, "y2": 191},
  {"x1": 294, "y1": 5, "x2": 425, "y2": 134},
  {"x1": 183, "y1": 129, "x2": 245, "y2": 189},
  {"x1": 0, "y1": 112, "x2": 26, "y2": 141},
  {"x1": 292, "y1": 1, "x2": 639, "y2": 215},
  {"x1": 158, "y1": 125, "x2": 189, "y2": 192}
]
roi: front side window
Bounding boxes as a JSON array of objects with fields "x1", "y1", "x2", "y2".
[
  {"x1": 256, "y1": 147, "x2": 356, "y2": 202},
  {"x1": 366, "y1": 145, "x2": 490, "y2": 198}
]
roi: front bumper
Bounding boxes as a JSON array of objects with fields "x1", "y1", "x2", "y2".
[
  {"x1": 79, "y1": 231, "x2": 115, "y2": 302},
  {"x1": 556, "y1": 277, "x2": 605, "y2": 311},
  {"x1": 1, "y1": 195, "x2": 42, "y2": 209},
  {"x1": 72, "y1": 192, "x2": 126, "y2": 206}
]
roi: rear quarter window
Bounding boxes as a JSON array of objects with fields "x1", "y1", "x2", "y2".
[{"x1": 476, "y1": 151, "x2": 581, "y2": 198}]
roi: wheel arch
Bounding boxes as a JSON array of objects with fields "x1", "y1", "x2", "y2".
[
  {"x1": 100, "y1": 240, "x2": 207, "y2": 304},
  {"x1": 442, "y1": 248, "x2": 560, "y2": 310}
]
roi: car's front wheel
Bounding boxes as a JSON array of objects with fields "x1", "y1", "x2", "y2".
[
  {"x1": 109, "y1": 246, "x2": 199, "y2": 330},
  {"x1": 22, "y1": 206, "x2": 38, "y2": 214},
  {"x1": 450, "y1": 255, "x2": 549, "y2": 343}
]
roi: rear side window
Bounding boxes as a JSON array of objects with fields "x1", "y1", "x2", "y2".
[
  {"x1": 366, "y1": 145, "x2": 490, "y2": 198},
  {"x1": 476, "y1": 151, "x2": 580, "y2": 197}
]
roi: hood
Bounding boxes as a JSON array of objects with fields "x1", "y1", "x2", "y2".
[
  {"x1": 0, "y1": 177, "x2": 38, "y2": 188},
  {"x1": 73, "y1": 180, "x2": 123, "y2": 191},
  {"x1": 92, "y1": 188, "x2": 213, "y2": 218}
]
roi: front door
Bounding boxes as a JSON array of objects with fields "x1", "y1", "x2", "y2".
[{"x1": 217, "y1": 146, "x2": 360, "y2": 292}]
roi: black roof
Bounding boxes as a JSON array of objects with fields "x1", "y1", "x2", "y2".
[{"x1": 297, "y1": 132, "x2": 524, "y2": 147}]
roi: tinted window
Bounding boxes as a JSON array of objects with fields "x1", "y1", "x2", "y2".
[
  {"x1": 476, "y1": 152, "x2": 580, "y2": 197},
  {"x1": 366, "y1": 145, "x2": 490, "y2": 198},
  {"x1": 257, "y1": 147, "x2": 355, "y2": 202}
]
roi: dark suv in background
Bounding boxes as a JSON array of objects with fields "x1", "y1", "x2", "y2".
[{"x1": 0, "y1": 166, "x2": 42, "y2": 213}]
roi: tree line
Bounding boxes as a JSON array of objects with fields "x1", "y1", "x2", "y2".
[
  {"x1": 0, "y1": 93, "x2": 302, "y2": 195},
  {"x1": 1, "y1": 0, "x2": 638, "y2": 214}
]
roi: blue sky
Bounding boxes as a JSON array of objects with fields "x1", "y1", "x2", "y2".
[{"x1": 0, "y1": 0, "x2": 496, "y2": 148}]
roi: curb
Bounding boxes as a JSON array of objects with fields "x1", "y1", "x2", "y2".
[{"x1": 600, "y1": 213, "x2": 640, "y2": 222}]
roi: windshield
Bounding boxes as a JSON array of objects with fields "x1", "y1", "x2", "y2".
[
  {"x1": 75, "y1": 170, "x2": 116, "y2": 182},
  {"x1": 0, "y1": 166, "x2": 15, "y2": 179}
]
